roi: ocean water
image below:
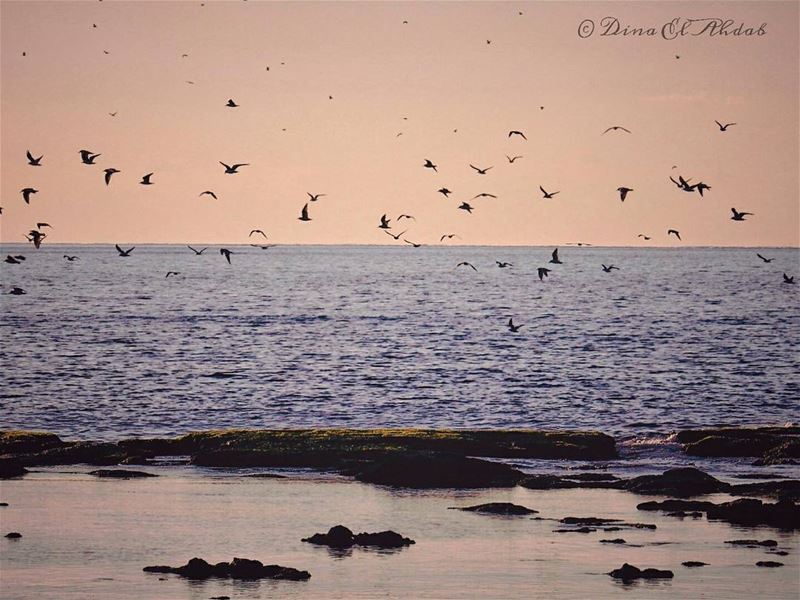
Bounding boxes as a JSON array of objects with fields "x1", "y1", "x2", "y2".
[{"x1": 1, "y1": 244, "x2": 798, "y2": 441}]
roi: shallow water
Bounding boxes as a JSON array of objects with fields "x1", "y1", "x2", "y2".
[
  {"x1": 1, "y1": 245, "x2": 798, "y2": 441},
  {"x1": 0, "y1": 469, "x2": 798, "y2": 599}
]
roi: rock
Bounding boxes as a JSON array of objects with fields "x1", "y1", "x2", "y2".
[
  {"x1": 21, "y1": 442, "x2": 128, "y2": 467},
  {"x1": 666, "y1": 511, "x2": 703, "y2": 518},
  {"x1": 88, "y1": 469, "x2": 158, "y2": 479},
  {"x1": 0, "y1": 431, "x2": 65, "y2": 454},
  {"x1": 682, "y1": 561, "x2": 708, "y2": 567},
  {"x1": 5, "y1": 532, "x2": 22, "y2": 538},
  {"x1": 0, "y1": 502, "x2": 8, "y2": 506},
  {"x1": 729, "y1": 480, "x2": 800, "y2": 502},
  {"x1": 353, "y1": 531, "x2": 415, "y2": 548},
  {"x1": 518, "y1": 475, "x2": 579, "y2": 490},
  {"x1": 754, "y1": 440, "x2": 800, "y2": 466},
  {"x1": 454, "y1": 502, "x2": 538, "y2": 515},
  {"x1": 302, "y1": 525, "x2": 414, "y2": 548},
  {"x1": 608, "y1": 563, "x2": 674, "y2": 581},
  {"x1": 625, "y1": 467, "x2": 729, "y2": 497},
  {"x1": 724, "y1": 539, "x2": 778, "y2": 547},
  {"x1": 707, "y1": 499, "x2": 800, "y2": 530},
  {"x1": 637, "y1": 499, "x2": 716, "y2": 512},
  {"x1": 600, "y1": 538, "x2": 626, "y2": 544},
  {"x1": 768, "y1": 550, "x2": 789, "y2": 556},
  {"x1": 143, "y1": 557, "x2": 310, "y2": 580},
  {"x1": 0, "y1": 460, "x2": 28, "y2": 479},
  {"x1": 561, "y1": 517, "x2": 619, "y2": 525},
  {"x1": 302, "y1": 525, "x2": 355, "y2": 548},
  {"x1": 210, "y1": 597, "x2": 231, "y2": 600},
  {"x1": 245, "y1": 473, "x2": 287, "y2": 478},
  {"x1": 755, "y1": 561, "x2": 783, "y2": 568},
  {"x1": 553, "y1": 527, "x2": 595, "y2": 533},
  {"x1": 120, "y1": 455, "x2": 152, "y2": 465},
  {"x1": 355, "y1": 453, "x2": 524, "y2": 488},
  {"x1": 562, "y1": 472, "x2": 620, "y2": 482}
]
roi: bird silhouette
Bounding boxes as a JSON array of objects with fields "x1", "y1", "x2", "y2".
[
  {"x1": 731, "y1": 208, "x2": 753, "y2": 221},
  {"x1": 63, "y1": 255, "x2": 79, "y2": 261},
  {"x1": 219, "y1": 248, "x2": 233, "y2": 264},
  {"x1": 508, "y1": 130, "x2": 527, "y2": 140},
  {"x1": 457, "y1": 262, "x2": 477, "y2": 271},
  {"x1": 602, "y1": 126, "x2": 631, "y2": 134},
  {"x1": 199, "y1": 191, "x2": 218, "y2": 199},
  {"x1": 226, "y1": 99, "x2": 239, "y2": 107},
  {"x1": 602, "y1": 264, "x2": 619, "y2": 272},
  {"x1": 507, "y1": 318, "x2": 522, "y2": 332},
  {"x1": 472, "y1": 193, "x2": 497, "y2": 199},
  {"x1": 638, "y1": 234, "x2": 651, "y2": 240},
  {"x1": 440, "y1": 234, "x2": 460, "y2": 242},
  {"x1": 537, "y1": 268, "x2": 551, "y2": 281},
  {"x1": 298, "y1": 203, "x2": 311, "y2": 221},
  {"x1": 397, "y1": 214, "x2": 416, "y2": 221},
  {"x1": 187, "y1": 245, "x2": 207, "y2": 255},
  {"x1": 384, "y1": 229, "x2": 407, "y2": 240},
  {"x1": 140, "y1": 173, "x2": 154, "y2": 185},
  {"x1": 104, "y1": 168, "x2": 120, "y2": 185},
  {"x1": 20, "y1": 188, "x2": 38, "y2": 204},
  {"x1": 458, "y1": 202, "x2": 474, "y2": 213},
  {"x1": 423, "y1": 159, "x2": 438, "y2": 172},
  {"x1": 403, "y1": 239, "x2": 422, "y2": 248},
  {"x1": 36, "y1": 222, "x2": 51, "y2": 230},
  {"x1": 5, "y1": 255, "x2": 24, "y2": 264},
  {"x1": 9, "y1": 287, "x2": 26, "y2": 295},
  {"x1": 220, "y1": 162, "x2": 248, "y2": 174},
  {"x1": 115, "y1": 244, "x2": 134, "y2": 256},
  {"x1": 693, "y1": 182, "x2": 711, "y2": 196},
  {"x1": 79, "y1": 150, "x2": 101, "y2": 164},
  {"x1": 670, "y1": 175, "x2": 694, "y2": 192},
  {"x1": 506, "y1": 155, "x2": 522, "y2": 163},
  {"x1": 549, "y1": 248, "x2": 562, "y2": 264},
  {"x1": 438, "y1": 188, "x2": 452, "y2": 197},
  {"x1": 668, "y1": 229, "x2": 682, "y2": 241},
  {"x1": 783, "y1": 273, "x2": 795, "y2": 284},
  {"x1": 715, "y1": 120, "x2": 736, "y2": 131},
  {"x1": 26, "y1": 151, "x2": 43, "y2": 166},
  {"x1": 470, "y1": 164, "x2": 493, "y2": 175},
  {"x1": 496, "y1": 261, "x2": 512, "y2": 268},
  {"x1": 617, "y1": 187, "x2": 633, "y2": 201},
  {"x1": 378, "y1": 214, "x2": 391, "y2": 229},
  {"x1": 307, "y1": 193, "x2": 326, "y2": 202},
  {"x1": 249, "y1": 229, "x2": 268, "y2": 239},
  {"x1": 756, "y1": 253, "x2": 773, "y2": 263},
  {"x1": 540, "y1": 186, "x2": 559, "y2": 199},
  {"x1": 165, "y1": 271, "x2": 180, "y2": 278}
]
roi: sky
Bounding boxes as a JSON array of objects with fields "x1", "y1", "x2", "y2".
[{"x1": 1, "y1": 0, "x2": 798, "y2": 246}]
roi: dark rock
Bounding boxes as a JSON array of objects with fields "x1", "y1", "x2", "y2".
[
  {"x1": 120, "y1": 455, "x2": 152, "y2": 465},
  {"x1": 682, "y1": 561, "x2": 708, "y2": 567},
  {"x1": 754, "y1": 440, "x2": 800, "y2": 466},
  {"x1": 355, "y1": 453, "x2": 524, "y2": 488},
  {"x1": 561, "y1": 517, "x2": 619, "y2": 525},
  {"x1": 302, "y1": 525, "x2": 414, "y2": 548},
  {"x1": 0, "y1": 460, "x2": 28, "y2": 479},
  {"x1": 22, "y1": 442, "x2": 128, "y2": 467},
  {"x1": 666, "y1": 511, "x2": 703, "y2": 518},
  {"x1": 707, "y1": 499, "x2": 800, "y2": 530},
  {"x1": 302, "y1": 525, "x2": 355, "y2": 548},
  {"x1": 0, "y1": 431, "x2": 65, "y2": 454},
  {"x1": 518, "y1": 475, "x2": 578, "y2": 489},
  {"x1": 608, "y1": 563, "x2": 674, "y2": 581},
  {"x1": 142, "y1": 565, "x2": 173, "y2": 573},
  {"x1": 768, "y1": 550, "x2": 789, "y2": 556},
  {"x1": 0, "y1": 502, "x2": 8, "y2": 506},
  {"x1": 454, "y1": 502, "x2": 538, "y2": 515},
  {"x1": 554, "y1": 527, "x2": 595, "y2": 533},
  {"x1": 637, "y1": 499, "x2": 716, "y2": 512},
  {"x1": 210, "y1": 597, "x2": 231, "y2": 600},
  {"x1": 245, "y1": 473, "x2": 287, "y2": 478},
  {"x1": 725, "y1": 539, "x2": 778, "y2": 547},
  {"x1": 755, "y1": 561, "x2": 783, "y2": 567},
  {"x1": 89, "y1": 469, "x2": 158, "y2": 479},
  {"x1": 563, "y1": 472, "x2": 620, "y2": 482},
  {"x1": 353, "y1": 531, "x2": 415, "y2": 548},
  {"x1": 143, "y1": 557, "x2": 310, "y2": 581},
  {"x1": 729, "y1": 480, "x2": 800, "y2": 502},
  {"x1": 625, "y1": 467, "x2": 729, "y2": 497},
  {"x1": 5, "y1": 532, "x2": 22, "y2": 538},
  {"x1": 600, "y1": 538, "x2": 626, "y2": 544}
]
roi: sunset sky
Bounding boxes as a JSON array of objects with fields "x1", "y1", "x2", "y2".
[{"x1": 1, "y1": 0, "x2": 797, "y2": 246}]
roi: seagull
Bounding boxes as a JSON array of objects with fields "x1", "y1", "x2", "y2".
[
  {"x1": 36, "y1": 222, "x2": 51, "y2": 230},
  {"x1": 670, "y1": 175, "x2": 694, "y2": 191},
  {"x1": 602, "y1": 126, "x2": 631, "y2": 134},
  {"x1": 165, "y1": 271, "x2": 180, "y2": 278},
  {"x1": 438, "y1": 188, "x2": 452, "y2": 197},
  {"x1": 693, "y1": 182, "x2": 711, "y2": 196},
  {"x1": 715, "y1": 120, "x2": 736, "y2": 131},
  {"x1": 199, "y1": 191, "x2": 218, "y2": 199},
  {"x1": 731, "y1": 208, "x2": 753, "y2": 221},
  {"x1": 378, "y1": 214, "x2": 391, "y2": 229},
  {"x1": 549, "y1": 248, "x2": 562, "y2": 264},
  {"x1": 9, "y1": 287, "x2": 26, "y2": 295},
  {"x1": 140, "y1": 173, "x2": 154, "y2": 185},
  {"x1": 115, "y1": 244, "x2": 134, "y2": 257},
  {"x1": 440, "y1": 234, "x2": 460, "y2": 242},
  {"x1": 187, "y1": 245, "x2": 207, "y2": 255},
  {"x1": 109, "y1": 111, "x2": 117, "y2": 116},
  {"x1": 457, "y1": 262, "x2": 477, "y2": 271},
  {"x1": 507, "y1": 318, "x2": 522, "y2": 332},
  {"x1": 496, "y1": 261, "x2": 512, "y2": 268},
  {"x1": 423, "y1": 159, "x2": 438, "y2": 172},
  {"x1": 508, "y1": 130, "x2": 527, "y2": 140},
  {"x1": 219, "y1": 248, "x2": 233, "y2": 264},
  {"x1": 537, "y1": 267, "x2": 551, "y2": 281},
  {"x1": 250, "y1": 244, "x2": 275, "y2": 250},
  {"x1": 226, "y1": 99, "x2": 239, "y2": 107},
  {"x1": 63, "y1": 255, "x2": 79, "y2": 261},
  {"x1": 403, "y1": 239, "x2": 422, "y2": 248},
  {"x1": 307, "y1": 193, "x2": 326, "y2": 202},
  {"x1": 506, "y1": 155, "x2": 522, "y2": 163},
  {"x1": 472, "y1": 193, "x2": 497, "y2": 199},
  {"x1": 104, "y1": 168, "x2": 120, "y2": 185},
  {"x1": 638, "y1": 234, "x2": 651, "y2": 240},
  {"x1": 26, "y1": 151, "x2": 43, "y2": 166},
  {"x1": 220, "y1": 162, "x2": 248, "y2": 174},
  {"x1": 756, "y1": 253, "x2": 773, "y2": 263},
  {"x1": 20, "y1": 188, "x2": 38, "y2": 204},
  {"x1": 79, "y1": 150, "x2": 101, "y2": 164},
  {"x1": 397, "y1": 214, "x2": 416, "y2": 221},
  {"x1": 458, "y1": 202, "x2": 474, "y2": 213},
  {"x1": 384, "y1": 229, "x2": 407, "y2": 240},
  {"x1": 470, "y1": 164, "x2": 493, "y2": 175},
  {"x1": 540, "y1": 186, "x2": 559, "y2": 199},
  {"x1": 26, "y1": 230, "x2": 46, "y2": 248},
  {"x1": 667, "y1": 229, "x2": 682, "y2": 241},
  {"x1": 298, "y1": 203, "x2": 311, "y2": 221},
  {"x1": 249, "y1": 229, "x2": 268, "y2": 239},
  {"x1": 784, "y1": 273, "x2": 795, "y2": 284},
  {"x1": 602, "y1": 264, "x2": 619, "y2": 272},
  {"x1": 617, "y1": 187, "x2": 633, "y2": 201}
]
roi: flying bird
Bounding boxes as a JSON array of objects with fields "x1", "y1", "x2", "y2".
[
  {"x1": 79, "y1": 150, "x2": 101, "y2": 164},
  {"x1": 26, "y1": 151, "x2": 43, "y2": 166},
  {"x1": 403, "y1": 239, "x2": 422, "y2": 248},
  {"x1": 667, "y1": 229, "x2": 682, "y2": 241},
  {"x1": 140, "y1": 173, "x2": 154, "y2": 185},
  {"x1": 423, "y1": 159, "x2": 438, "y2": 172},
  {"x1": 219, "y1": 248, "x2": 233, "y2": 264},
  {"x1": 496, "y1": 261, "x2": 512, "y2": 268},
  {"x1": 63, "y1": 255, "x2": 79, "y2": 261},
  {"x1": 715, "y1": 120, "x2": 736, "y2": 131},
  {"x1": 537, "y1": 267, "x2": 551, "y2": 281},
  {"x1": 226, "y1": 99, "x2": 239, "y2": 107},
  {"x1": 458, "y1": 202, "x2": 474, "y2": 213},
  {"x1": 470, "y1": 164, "x2": 493, "y2": 175},
  {"x1": 602, "y1": 126, "x2": 631, "y2": 134},
  {"x1": 602, "y1": 264, "x2": 619, "y2": 273},
  {"x1": 549, "y1": 248, "x2": 562, "y2": 264},
  {"x1": 199, "y1": 191, "x2": 218, "y2": 199},
  {"x1": 756, "y1": 253, "x2": 773, "y2": 263},
  {"x1": 617, "y1": 187, "x2": 633, "y2": 201},
  {"x1": 378, "y1": 214, "x2": 391, "y2": 229},
  {"x1": 36, "y1": 222, "x2": 51, "y2": 230},
  {"x1": 693, "y1": 182, "x2": 711, "y2": 196},
  {"x1": 457, "y1": 262, "x2": 477, "y2": 271},
  {"x1": 249, "y1": 229, "x2": 268, "y2": 239},
  {"x1": 298, "y1": 203, "x2": 311, "y2": 221},
  {"x1": 8, "y1": 287, "x2": 26, "y2": 295},
  {"x1": 20, "y1": 188, "x2": 38, "y2": 204},
  {"x1": 638, "y1": 234, "x2": 651, "y2": 240},
  {"x1": 307, "y1": 193, "x2": 326, "y2": 202},
  {"x1": 384, "y1": 229, "x2": 407, "y2": 240},
  {"x1": 165, "y1": 271, "x2": 180, "y2": 278},
  {"x1": 115, "y1": 244, "x2": 134, "y2": 256},
  {"x1": 508, "y1": 130, "x2": 527, "y2": 140},
  {"x1": 670, "y1": 175, "x2": 694, "y2": 191},
  {"x1": 220, "y1": 162, "x2": 248, "y2": 174},
  {"x1": 438, "y1": 188, "x2": 452, "y2": 197},
  {"x1": 104, "y1": 168, "x2": 120, "y2": 185},
  {"x1": 730, "y1": 208, "x2": 753, "y2": 221},
  {"x1": 784, "y1": 273, "x2": 795, "y2": 284},
  {"x1": 507, "y1": 318, "x2": 522, "y2": 332},
  {"x1": 440, "y1": 234, "x2": 460, "y2": 242},
  {"x1": 187, "y1": 245, "x2": 207, "y2": 255},
  {"x1": 506, "y1": 155, "x2": 523, "y2": 163},
  {"x1": 540, "y1": 186, "x2": 559, "y2": 199},
  {"x1": 473, "y1": 193, "x2": 497, "y2": 199},
  {"x1": 397, "y1": 214, "x2": 416, "y2": 221}
]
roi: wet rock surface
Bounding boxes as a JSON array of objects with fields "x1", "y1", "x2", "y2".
[
  {"x1": 5, "y1": 532, "x2": 22, "y2": 539},
  {"x1": 143, "y1": 557, "x2": 310, "y2": 580},
  {"x1": 453, "y1": 502, "x2": 538, "y2": 515},
  {"x1": 302, "y1": 525, "x2": 415, "y2": 549},
  {"x1": 676, "y1": 427, "x2": 800, "y2": 465},
  {"x1": 682, "y1": 561, "x2": 708, "y2": 567},
  {"x1": 755, "y1": 561, "x2": 784, "y2": 568},
  {"x1": 608, "y1": 563, "x2": 674, "y2": 581},
  {"x1": 88, "y1": 469, "x2": 158, "y2": 479}
]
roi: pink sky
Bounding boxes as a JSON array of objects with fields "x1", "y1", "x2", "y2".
[{"x1": 1, "y1": 1, "x2": 797, "y2": 246}]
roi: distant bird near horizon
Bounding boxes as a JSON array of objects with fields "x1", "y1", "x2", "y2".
[
  {"x1": 549, "y1": 248, "x2": 562, "y2": 264},
  {"x1": 617, "y1": 187, "x2": 633, "y2": 202},
  {"x1": 470, "y1": 164, "x2": 493, "y2": 175},
  {"x1": 440, "y1": 234, "x2": 460, "y2": 242},
  {"x1": 472, "y1": 193, "x2": 497, "y2": 199},
  {"x1": 79, "y1": 149, "x2": 101, "y2": 164},
  {"x1": 115, "y1": 244, "x2": 134, "y2": 256},
  {"x1": 220, "y1": 162, "x2": 248, "y2": 174},
  {"x1": 378, "y1": 214, "x2": 391, "y2": 229},
  {"x1": 63, "y1": 255, "x2": 79, "y2": 261},
  {"x1": 26, "y1": 230, "x2": 45, "y2": 249},
  {"x1": 638, "y1": 234, "x2": 651, "y2": 240},
  {"x1": 397, "y1": 214, "x2": 416, "y2": 221},
  {"x1": 384, "y1": 229, "x2": 407, "y2": 240},
  {"x1": 36, "y1": 222, "x2": 51, "y2": 230},
  {"x1": 458, "y1": 202, "x2": 474, "y2": 213},
  {"x1": 140, "y1": 173, "x2": 154, "y2": 185},
  {"x1": 784, "y1": 273, "x2": 795, "y2": 284},
  {"x1": 715, "y1": 120, "x2": 736, "y2": 131},
  {"x1": 540, "y1": 186, "x2": 559, "y2": 199},
  {"x1": 307, "y1": 193, "x2": 326, "y2": 202},
  {"x1": 249, "y1": 229, "x2": 268, "y2": 239},
  {"x1": 26, "y1": 151, "x2": 43, "y2": 166},
  {"x1": 438, "y1": 188, "x2": 452, "y2": 197},
  {"x1": 506, "y1": 155, "x2": 522, "y2": 163},
  {"x1": 423, "y1": 159, "x2": 437, "y2": 172},
  {"x1": 756, "y1": 253, "x2": 773, "y2": 263},
  {"x1": 496, "y1": 261, "x2": 512, "y2": 268},
  {"x1": 103, "y1": 168, "x2": 120, "y2": 185},
  {"x1": 731, "y1": 208, "x2": 753, "y2": 221},
  {"x1": 199, "y1": 191, "x2": 218, "y2": 199},
  {"x1": 109, "y1": 111, "x2": 117, "y2": 116},
  {"x1": 298, "y1": 203, "x2": 311, "y2": 221},
  {"x1": 226, "y1": 99, "x2": 239, "y2": 107},
  {"x1": 507, "y1": 318, "x2": 522, "y2": 332},
  {"x1": 603, "y1": 126, "x2": 631, "y2": 134},
  {"x1": 187, "y1": 245, "x2": 207, "y2": 255},
  {"x1": 250, "y1": 244, "x2": 275, "y2": 250},
  {"x1": 457, "y1": 261, "x2": 477, "y2": 271},
  {"x1": 20, "y1": 188, "x2": 37, "y2": 204},
  {"x1": 602, "y1": 264, "x2": 619, "y2": 273},
  {"x1": 508, "y1": 130, "x2": 527, "y2": 140},
  {"x1": 403, "y1": 239, "x2": 422, "y2": 248},
  {"x1": 165, "y1": 271, "x2": 180, "y2": 278},
  {"x1": 537, "y1": 267, "x2": 551, "y2": 281},
  {"x1": 219, "y1": 248, "x2": 233, "y2": 264},
  {"x1": 668, "y1": 229, "x2": 682, "y2": 241}
]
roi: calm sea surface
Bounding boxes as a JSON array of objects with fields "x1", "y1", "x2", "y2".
[{"x1": 1, "y1": 245, "x2": 798, "y2": 440}]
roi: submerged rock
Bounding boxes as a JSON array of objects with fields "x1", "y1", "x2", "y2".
[
  {"x1": 454, "y1": 502, "x2": 538, "y2": 515},
  {"x1": 143, "y1": 557, "x2": 310, "y2": 580},
  {"x1": 725, "y1": 539, "x2": 778, "y2": 547},
  {"x1": 5, "y1": 532, "x2": 22, "y2": 538},
  {"x1": 637, "y1": 499, "x2": 716, "y2": 512},
  {"x1": 755, "y1": 561, "x2": 784, "y2": 568},
  {"x1": 554, "y1": 527, "x2": 596, "y2": 533},
  {"x1": 625, "y1": 467, "x2": 728, "y2": 497},
  {"x1": 0, "y1": 460, "x2": 28, "y2": 479},
  {"x1": 600, "y1": 538, "x2": 627, "y2": 544},
  {"x1": 302, "y1": 525, "x2": 414, "y2": 549},
  {"x1": 88, "y1": 469, "x2": 158, "y2": 479},
  {"x1": 682, "y1": 561, "x2": 708, "y2": 567},
  {"x1": 608, "y1": 563, "x2": 674, "y2": 581}
]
